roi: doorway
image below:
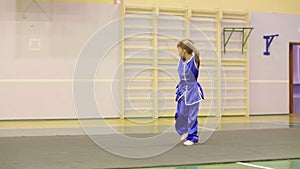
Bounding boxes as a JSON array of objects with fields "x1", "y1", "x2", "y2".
[{"x1": 289, "y1": 42, "x2": 300, "y2": 114}]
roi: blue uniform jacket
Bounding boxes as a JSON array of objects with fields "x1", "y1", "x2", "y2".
[{"x1": 175, "y1": 56, "x2": 204, "y2": 105}]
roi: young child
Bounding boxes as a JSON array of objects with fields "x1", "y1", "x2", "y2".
[{"x1": 175, "y1": 39, "x2": 204, "y2": 146}]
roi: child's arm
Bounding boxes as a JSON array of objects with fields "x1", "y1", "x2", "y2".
[{"x1": 182, "y1": 40, "x2": 200, "y2": 67}]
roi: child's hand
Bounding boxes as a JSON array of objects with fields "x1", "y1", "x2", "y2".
[{"x1": 182, "y1": 40, "x2": 199, "y2": 56}]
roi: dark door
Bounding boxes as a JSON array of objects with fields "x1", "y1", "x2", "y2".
[{"x1": 290, "y1": 43, "x2": 300, "y2": 114}]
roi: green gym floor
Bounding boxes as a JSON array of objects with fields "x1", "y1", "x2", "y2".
[{"x1": 135, "y1": 159, "x2": 300, "y2": 169}]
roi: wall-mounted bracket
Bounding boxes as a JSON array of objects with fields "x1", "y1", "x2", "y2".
[
  {"x1": 223, "y1": 27, "x2": 254, "y2": 54},
  {"x1": 263, "y1": 34, "x2": 279, "y2": 56},
  {"x1": 20, "y1": 0, "x2": 51, "y2": 21}
]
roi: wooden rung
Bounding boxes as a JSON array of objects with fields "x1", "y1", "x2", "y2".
[
  {"x1": 191, "y1": 9, "x2": 218, "y2": 15},
  {"x1": 125, "y1": 36, "x2": 154, "y2": 40},
  {"x1": 124, "y1": 78, "x2": 153, "y2": 81},
  {"x1": 159, "y1": 88, "x2": 175, "y2": 90},
  {"x1": 125, "y1": 98, "x2": 152, "y2": 100},
  {"x1": 158, "y1": 107, "x2": 176, "y2": 110},
  {"x1": 158, "y1": 17, "x2": 185, "y2": 21},
  {"x1": 124, "y1": 46, "x2": 153, "y2": 49},
  {"x1": 125, "y1": 108, "x2": 153, "y2": 111},
  {"x1": 125, "y1": 87, "x2": 154, "y2": 90},
  {"x1": 222, "y1": 11, "x2": 248, "y2": 18},
  {"x1": 223, "y1": 39, "x2": 243, "y2": 43},
  {"x1": 159, "y1": 7, "x2": 186, "y2": 15},
  {"x1": 157, "y1": 78, "x2": 177, "y2": 81},
  {"x1": 222, "y1": 87, "x2": 247, "y2": 90},
  {"x1": 223, "y1": 97, "x2": 247, "y2": 100},
  {"x1": 125, "y1": 26, "x2": 153, "y2": 30},
  {"x1": 124, "y1": 58, "x2": 153, "y2": 64},
  {"x1": 192, "y1": 38, "x2": 217, "y2": 42},
  {"x1": 200, "y1": 78, "x2": 219, "y2": 81},
  {"x1": 158, "y1": 97, "x2": 174, "y2": 100},
  {"x1": 203, "y1": 88, "x2": 218, "y2": 90},
  {"x1": 157, "y1": 37, "x2": 178, "y2": 40},
  {"x1": 190, "y1": 18, "x2": 217, "y2": 23},
  {"x1": 157, "y1": 47, "x2": 178, "y2": 51},
  {"x1": 222, "y1": 21, "x2": 247, "y2": 24},
  {"x1": 158, "y1": 27, "x2": 185, "y2": 31},
  {"x1": 222, "y1": 68, "x2": 246, "y2": 71},
  {"x1": 125, "y1": 15, "x2": 153, "y2": 19},
  {"x1": 223, "y1": 106, "x2": 247, "y2": 109},
  {"x1": 156, "y1": 67, "x2": 177, "y2": 70},
  {"x1": 221, "y1": 59, "x2": 247, "y2": 62},
  {"x1": 125, "y1": 67, "x2": 155, "y2": 70},
  {"x1": 221, "y1": 49, "x2": 248, "y2": 53},
  {"x1": 200, "y1": 107, "x2": 218, "y2": 110},
  {"x1": 200, "y1": 67, "x2": 218, "y2": 70},
  {"x1": 157, "y1": 59, "x2": 178, "y2": 64},
  {"x1": 190, "y1": 29, "x2": 217, "y2": 32},
  {"x1": 126, "y1": 6, "x2": 155, "y2": 13},
  {"x1": 222, "y1": 78, "x2": 247, "y2": 81},
  {"x1": 221, "y1": 112, "x2": 246, "y2": 116}
]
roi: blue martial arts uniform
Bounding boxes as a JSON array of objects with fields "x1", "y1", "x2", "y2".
[{"x1": 175, "y1": 55, "x2": 204, "y2": 143}]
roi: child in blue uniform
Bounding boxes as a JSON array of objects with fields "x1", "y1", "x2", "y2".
[{"x1": 175, "y1": 39, "x2": 204, "y2": 146}]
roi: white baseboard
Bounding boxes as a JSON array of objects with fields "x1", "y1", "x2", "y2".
[{"x1": 250, "y1": 112, "x2": 289, "y2": 115}]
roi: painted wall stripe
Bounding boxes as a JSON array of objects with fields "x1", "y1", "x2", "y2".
[
  {"x1": 0, "y1": 79, "x2": 115, "y2": 82},
  {"x1": 250, "y1": 80, "x2": 288, "y2": 83}
]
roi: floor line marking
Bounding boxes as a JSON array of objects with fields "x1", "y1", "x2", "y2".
[
  {"x1": 198, "y1": 127, "x2": 215, "y2": 131},
  {"x1": 236, "y1": 162, "x2": 274, "y2": 169}
]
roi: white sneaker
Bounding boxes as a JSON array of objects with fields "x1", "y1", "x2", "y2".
[
  {"x1": 180, "y1": 133, "x2": 188, "y2": 141},
  {"x1": 183, "y1": 140, "x2": 195, "y2": 146}
]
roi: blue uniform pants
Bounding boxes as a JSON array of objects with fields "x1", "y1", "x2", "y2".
[{"x1": 175, "y1": 98, "x2": 199, "y2": 143}]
